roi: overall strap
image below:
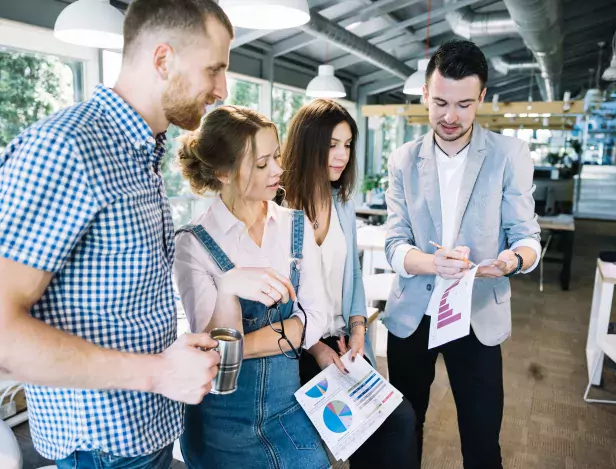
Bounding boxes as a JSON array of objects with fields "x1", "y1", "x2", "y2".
[
  {"x1": 290, "y1": 210, "x2": 304, "y2": 260},
  {"x1": 289, "y1": 210, "x2": 304, "y2": 295},
  {"x1": 175, "y1": 224, "x2": 235, "y2": 273}
]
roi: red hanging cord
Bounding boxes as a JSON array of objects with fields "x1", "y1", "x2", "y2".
[{"x1": 426, "y1": 0, "x2": 431, "y2": 59}]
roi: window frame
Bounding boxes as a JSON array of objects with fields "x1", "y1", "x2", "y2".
[{"x1": 0, "y1": 18, "x2": 100, "y2": 99}]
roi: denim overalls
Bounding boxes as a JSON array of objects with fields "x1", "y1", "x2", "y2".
[{"x1": 178, "y1": 210, "x2": 330, "y2": 469}]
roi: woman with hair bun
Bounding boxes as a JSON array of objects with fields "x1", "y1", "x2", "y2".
[{"x1": 173, "y1": 105, "x2": 330, "y2": 469}]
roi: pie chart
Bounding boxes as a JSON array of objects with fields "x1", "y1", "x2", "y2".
[
  {"x1": 305, "y1": 379, "x2": 328, "y2": 398},
  {"x1": 323, "y1": 400, "x2": 353, "y2": 433}
]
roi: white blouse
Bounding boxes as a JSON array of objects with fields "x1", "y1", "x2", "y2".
[
  {"x1": 173, "y1": 197, "x2": 328, "y2": 348},
  {"x1": 319, "y1": 204, "x2": 347, "y2": 338}
]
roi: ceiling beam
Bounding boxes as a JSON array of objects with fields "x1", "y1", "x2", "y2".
[
  {"x1": 362, "y1": 0, "x2": 484, "y2": 44},
  {"x1": 361, "y1": 100, "x2": 584, "y2": 116},
  {"x1": 267, "y1": 0, "x2": 427, "y2": 58},
  {"x1": 328, "y1": 20, "x2": 452, "y2": 70}
]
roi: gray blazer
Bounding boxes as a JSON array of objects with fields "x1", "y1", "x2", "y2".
[{"x1": 383, "y1": 124, "x2": 541, "y2": 346}]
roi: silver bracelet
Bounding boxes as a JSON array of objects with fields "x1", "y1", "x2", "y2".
[{"x1": 349, "y1": 319, "x2": 367, "y2": 335}]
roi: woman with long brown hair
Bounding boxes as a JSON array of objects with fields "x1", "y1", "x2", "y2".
[
  {"x1": 173, "y1": 105, "x2": 330, "y2": 469},
  {"x1": 281, "y1": 99, "x2": 419, "y2": 469}
]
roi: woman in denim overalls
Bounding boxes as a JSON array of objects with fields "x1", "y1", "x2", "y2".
[{"x1": 173, "y1": 106, "x2": 331, "y2": 469}]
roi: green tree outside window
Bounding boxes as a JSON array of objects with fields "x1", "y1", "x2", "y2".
[{"x1": 0, "y1": 50, "x2": 77, "y2": 150}]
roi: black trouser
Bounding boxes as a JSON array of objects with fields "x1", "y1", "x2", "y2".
[
  {"x1": 387, "y1": 315, "x2": 504, "y2": 469},
  {"x1": 300, "y1": 336, "x2": 419, "y2": 469}
]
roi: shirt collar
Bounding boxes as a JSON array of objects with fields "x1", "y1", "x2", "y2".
[
  {"x1": 92, "y1": 84, "x2": 167, "y2": 167},
  {"x1": 211, "y1": 197, "x2": 278, "y2": 234}
]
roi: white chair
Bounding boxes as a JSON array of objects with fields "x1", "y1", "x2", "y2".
[
  {"x1": 0, "y1": 419, "x2": 22, "y2": 469},
  {"x1": 584, "y1": 259, "x2": 616, "y2": 404},
  {"x1": 363, "y1": 273, "x2": 395, "y2": 359}
]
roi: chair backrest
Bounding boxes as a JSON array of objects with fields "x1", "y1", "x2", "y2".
[{"x1": 0, "y1": 419, "x2": 22, "y2": 469}]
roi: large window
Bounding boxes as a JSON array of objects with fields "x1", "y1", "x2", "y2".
[
  {"x1": 0, "y1": 47, "x2": 82, "y2": 149},
  {"x1": 272, "y1": 85, "x2": 311, "y2": 142},
  {"x1": 226, "y1": 77, "x2": 260, "y2": 110}
]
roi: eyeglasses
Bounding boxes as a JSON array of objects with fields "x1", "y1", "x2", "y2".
[{"x1": 266, "y1": 301, "x2": 307, "y2": 360}]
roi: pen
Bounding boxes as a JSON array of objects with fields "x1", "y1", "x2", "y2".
[{"x1": 429, "y1": 240, "x2": 476, "y2": 267}]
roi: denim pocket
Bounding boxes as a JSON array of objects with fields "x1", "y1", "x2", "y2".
[{"x1": 278, "y1": 403, "x2": 321, "y2": 450}]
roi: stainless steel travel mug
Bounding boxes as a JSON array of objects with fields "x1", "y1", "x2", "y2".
[{"x1": 209, "y1": 327, "x2": 244, "y2": 395}]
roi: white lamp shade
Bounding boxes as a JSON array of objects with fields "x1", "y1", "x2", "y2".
[
  {"x1": 403, "y1": 58, "x2": 430, "y2": 95},
  {"x1": 54, "y1": 0, "x2": 124, "y2": 49},
  {"x1": 306, "y1": 65, "x2": 346, "y2": 98},
  {"x1": 220, "y1": 0, "x2": 309, "y2": 30},
  {"x1": 602, "y1": 54, "x2": 616, "y2": 81}
]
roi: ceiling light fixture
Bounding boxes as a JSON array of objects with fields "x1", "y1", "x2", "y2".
[
  {"x1": 219, "y1": 0, "x2": 310, "y2": 30},
  {"x1": 404, "y1": 0, "x2": 431, "y2": 96},
  {"x1": 54, "y1": 0, "x2": 124, "y2": 49},
  {"x1": 306, "y1": 65, "x2": 346, "y2": 98},
  {"x1": 602, "y1": 32, "x2": 616, "y2": 81}
]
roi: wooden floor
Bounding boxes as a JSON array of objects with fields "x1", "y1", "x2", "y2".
[{"x1": 12, "y1": 219, "x2": 616, "y2": 469}]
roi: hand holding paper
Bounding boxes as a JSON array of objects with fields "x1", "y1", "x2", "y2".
[{"x1": 476, "y1": 249, "x2": 517, "y2": 278}]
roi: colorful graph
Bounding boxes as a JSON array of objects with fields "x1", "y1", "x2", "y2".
[
  {"x1": 437, "y1": 279, "x2": 462, "y2": 329},
  {"x1": 323, "y1": 400, "x2": 353, "y2": 433},
  {"x1": 305, "y1": 379, "x2": 328, "y2": 398}
]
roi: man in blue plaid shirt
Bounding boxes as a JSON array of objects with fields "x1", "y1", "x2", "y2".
[{"x1": 0, "y1": 1, "x2": 233, "y2": 467}]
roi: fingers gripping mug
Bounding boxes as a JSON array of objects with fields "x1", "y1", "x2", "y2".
[{"x1": 209, "y1": 327, "x2": 244, "y2": 395}]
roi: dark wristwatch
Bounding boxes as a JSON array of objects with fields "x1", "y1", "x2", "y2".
[{"x1": 504, "y1": 253, "x2": 523, "y2": 277}]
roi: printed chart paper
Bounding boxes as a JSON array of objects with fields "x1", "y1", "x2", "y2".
[
  {"x1": 295, "y1": 353, "x2": 403, "y2": 461},
  {"x1": 425, "y1": 260, "x2": 495, "y2": 349}
]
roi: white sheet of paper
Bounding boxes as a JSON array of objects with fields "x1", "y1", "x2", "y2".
[
  {"x1": 294, "y1": 353, "x2": 403, "y2": 461},
  {"x1": 426, "y1": 260, "x2": 495, "y2": 349}
]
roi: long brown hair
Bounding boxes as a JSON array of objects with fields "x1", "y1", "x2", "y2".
[
  {"x1": 281, "y1": 99, "x2": 358, "y2": 223},
  {"x1": 177, "y1": 105, "x2": 278, "y2": 196}
]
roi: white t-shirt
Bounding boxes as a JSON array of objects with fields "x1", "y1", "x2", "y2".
[{"x1": 319, "y1": 204, "x2": 348, "y2": 337}]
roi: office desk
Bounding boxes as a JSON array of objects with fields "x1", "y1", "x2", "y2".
[{"x1": 538, "y1": 214, "x2": 575, "y2": 290}]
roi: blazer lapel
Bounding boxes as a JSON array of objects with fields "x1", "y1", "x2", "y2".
[
  {"x1": 452, "y1": 123, "x2": 487, "y2": 241},
  {"x1": 418, "y1": 130, "x2": 443, "y2": 240}
]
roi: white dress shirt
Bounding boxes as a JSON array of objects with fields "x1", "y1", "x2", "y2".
[
  {"x1": 392, "y1": 140, "x2": 541, "y2": 285},
  {"x1": 174, "y1": 197, "x2": 328, "y2": 348},
  {"x1": 319, "y1": 204, "x2": 347, "y2": 338}
]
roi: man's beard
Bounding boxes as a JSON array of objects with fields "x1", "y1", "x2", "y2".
[
  {"x1": 434, "y1": 121, "x2": 471, "y2": 142},
  {"x1": 162, "y1": 76, "x2": 212, "y2": 131}
]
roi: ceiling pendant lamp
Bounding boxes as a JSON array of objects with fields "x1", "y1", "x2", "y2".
[
  {"x1": 219, "y1": 0, "x2": 310, "y2": 30},
  {"x1": 306, "y1": 65, "x2": 346, "y2": 99},
  {"x1": 602, "y1": 32, "x2": 616, "y2": 81},
  {"x1": 54, "y1": 0, "x2": 124, "y2": 49},
  {"x1": 403, "y1": 58, "x2": 430, "y2": 96},
  {"x1": 404, "y1": 0, "x2": 431, "y2": 96}
]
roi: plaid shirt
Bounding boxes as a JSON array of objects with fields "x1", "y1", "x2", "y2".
[{"x1": 0, "y1": 85, "x2": 182, "y2": 460}]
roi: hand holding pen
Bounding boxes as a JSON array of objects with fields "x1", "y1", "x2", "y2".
[{"x1": 430, "y1": 240, "x2": 475, "y2": 280}]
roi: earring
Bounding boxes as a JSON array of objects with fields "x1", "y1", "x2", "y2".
[{"x1": 227, "y1": 179, "x2": 230, "y2": 184}]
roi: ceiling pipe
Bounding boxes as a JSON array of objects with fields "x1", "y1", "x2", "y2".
[
  {"x1": 444, "y1": 1, "x2": 517, "y2": 39},
  {"x1": 490, "y1": 56, "x2": 539, "y2": 75},
  {"x1": 300, "y1": 10, "x2": 414, "y2": 80},
  {"x1": 444, "y1": 0, "x2": 563, "y2": 101},
  {"x1": 500, "y1": 0, "x2": 563, "y2": 101}
]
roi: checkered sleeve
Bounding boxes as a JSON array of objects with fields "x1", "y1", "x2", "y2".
[{"x1": 0, "y1": 127, "x2": 100, "y2": 273}]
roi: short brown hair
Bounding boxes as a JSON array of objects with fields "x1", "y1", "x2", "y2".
[
  {"x1": 177, "y1": 106, "x2": 278, "y2": 195},
  {"x1": 281, "y1": 99, "x2": 358, "y2": 223},
  {"x1": 123, "y1": 0, "x2": 234, "y2": 57}
]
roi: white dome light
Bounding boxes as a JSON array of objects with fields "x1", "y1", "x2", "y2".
[
  {"x1": 306, "y1": 65, "x2": 346, "y2": 99},
  {"x1": 403, "y1": 58, "x2": 430, "y2": 96},
  {"x1": 220, "y1": 0, "x2": 310, "y2": 30},
  {"x1": 602, "y1": 55, "x2": 616, "y2": 81},
  {"x1": 54, "y1": 0, "x2": 124, "y2": 49}
]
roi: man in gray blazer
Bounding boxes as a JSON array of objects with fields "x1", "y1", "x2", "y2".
[{"x1": 384, "y1": 40, "x2": 541, "y2": 469}]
